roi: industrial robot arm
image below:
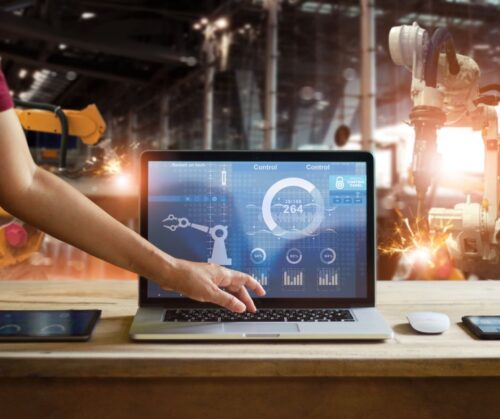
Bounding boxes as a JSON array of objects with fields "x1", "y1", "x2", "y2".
[
  {"x1": 15, "y1": 102, "x2": 106, "y2": 146},
  {"x1": 14, "y1": 99, "x2": 106, "y2": 169},
  {"x1": 389, "y1": 22, "x2": 500, "y2": 276}
]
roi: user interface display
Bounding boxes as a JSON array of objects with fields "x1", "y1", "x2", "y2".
[
  {"x1": 468, "y1": 316, "x2": 500, "y2": 333},
  {"x1": 0, "y1": 310, "x2": 98, "y2": 337},
  {"x1": 147, "y1": 161, "x2": 368, "y2": 299}
]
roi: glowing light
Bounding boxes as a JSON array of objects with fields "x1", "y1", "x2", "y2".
[
  {"x1": 437, "y1": 127, "x2": 484, "y2": 174},
  {"x1": 18, "y1": 69, "x2": 28, "y2": 79},
  {"x1": 103, "y1": 158, "x2": 122, "y2": 175},
  {"x1": 409, "y1": 247, "x2": 432, "y2": 264},
  {"x1": 349, "y1": 122, "x2": 485, "y2": 177},
  {"x1": 200, "y1": 17, "x2": 208, "y2": 25},
  {"x1": 81, "y1": 12, "x2": 96, "y2": 20},
  {"x1": 193, "y1": 22, "x2": 201, "y2": 30},
  {"x1": 114, "y1": 174, "x2": 131, "y2": 189},
  {"x1": 215, "y1": 17, "x2": 228, "y2": 30}
]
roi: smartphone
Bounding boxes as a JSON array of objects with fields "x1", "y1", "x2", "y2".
[
  {"x1": 0, "y1": 310, "x2": 101, "y2": 342},
  {"x1": 462, "y1": 316, "x2": 500, "y2": 340}
]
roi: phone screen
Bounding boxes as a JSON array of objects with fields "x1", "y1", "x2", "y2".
[
  {"x1": 466, "y1": 316, "x2": 500, "y2": 333},
  {"x1": 0, "y1": 310, "x2": 101, "y2": 339}
]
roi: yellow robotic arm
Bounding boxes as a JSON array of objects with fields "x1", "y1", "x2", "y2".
[
  {"x1": 15, "y1": 103, "x2": 106, "y2": 145},
  {"x1": 0, "y1": 102, "x2": 107, "y2": 266}
]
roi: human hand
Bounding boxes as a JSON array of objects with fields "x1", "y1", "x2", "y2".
[{"x1": 161, "y1": 258, "x2": 266, "y2": 313}]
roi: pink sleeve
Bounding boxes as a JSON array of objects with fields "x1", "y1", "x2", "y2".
[{"x1": 0, "y1": 70, "x2": 14, "y2": 112}]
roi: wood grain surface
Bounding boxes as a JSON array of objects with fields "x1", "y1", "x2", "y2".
[
  {"x1": 0, "y1": 280, "x2": 499, "y2": 379},
  {"x1": 1, "y1": 279, "x2": 500, "y2": 419}
]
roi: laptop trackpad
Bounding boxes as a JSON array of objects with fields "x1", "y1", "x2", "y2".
[{"x1": 223, "y1": 323, "x2": 299, "y2": 334}]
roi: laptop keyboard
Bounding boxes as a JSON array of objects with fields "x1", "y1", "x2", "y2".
[{"x1": 163, "y1": 308, "x2": 355, "y2": 323}]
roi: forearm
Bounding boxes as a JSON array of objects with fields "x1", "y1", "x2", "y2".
[
  {"x1": 3, "y1": 165, "x2": 177, "y2": 285},
  {"x1": 0, "y1": 67, "x2": 263, "y2": 311}
]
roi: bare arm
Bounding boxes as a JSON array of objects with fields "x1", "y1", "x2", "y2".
[{"x1": 0, "y1": 74, "x2": 264, "y2": 312}]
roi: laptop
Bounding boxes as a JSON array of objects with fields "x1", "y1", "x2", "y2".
[{"x1": 129, "y1": 151, "x2": 393, "y2": 340}]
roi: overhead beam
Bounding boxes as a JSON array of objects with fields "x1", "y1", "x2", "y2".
[
  {"x1": 79, "y1": 1, "x2": 197, "y2": 21},
  {"x1": 0, "y1": 0, "x2": 34, "y2": 12},
  {"x1": 375, "y1": 0, "x2": 500, "y2": 23},
  {"x1": 0, "y1": 11, "x2": 194, "y2": 65},
  {"x1": 0, "y1": 46, "x2": 149, "y2": 85}
]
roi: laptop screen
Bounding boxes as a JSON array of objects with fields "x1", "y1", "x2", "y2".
[{"x1": 145, "y1": 159, "x2": 368, "y2": 300}]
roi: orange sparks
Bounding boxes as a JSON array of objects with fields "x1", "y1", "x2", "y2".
[
  {"x1": 103, "y1": 157, "x2": 122, "y2": 175},
  {"x1": 379, "y1": 213, "x2": 453, "y2": 269}
]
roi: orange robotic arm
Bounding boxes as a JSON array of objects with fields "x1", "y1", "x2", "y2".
[{"x1": 15, "y1": 104, "x2": 106, "y2": 145}]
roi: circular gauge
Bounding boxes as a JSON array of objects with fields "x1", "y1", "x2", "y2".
[
  {"x1": 0, "y1": 324, "x2": 21, "y2": 335},
  {"x1": 250, "y1": 248, "x2": 267, "y2": 264},
  {"x1": 262, "y1": 177, "x2": 324, "y2": 239},
  {"x1": 40, "y1": 324, "x2": 66, "y2": 335},
  {"x1": 286, "y1": 248, "x2": 303, "y2": 264},
  {"x1": 320, "y1": 248, "x2": 336, "y2": 265}
]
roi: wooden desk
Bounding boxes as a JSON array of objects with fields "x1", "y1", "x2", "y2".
[{"x1": 1, "y1": 280, "x2": 499, "y2": 419}]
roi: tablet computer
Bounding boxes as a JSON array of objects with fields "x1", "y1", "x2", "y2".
[{"x1": 0, "y1": 310, "x2": 101, "y2": 342}]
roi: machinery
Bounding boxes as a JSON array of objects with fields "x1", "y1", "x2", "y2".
[
  {"x1": 14, "y1": 99, "x2": 106, "y2": 170},
  {"x1": 0, "y1": 101, "x2": 106, "y2": 268},
  {"x1": 389, "y1": 22, "x2": 500, "y2": 277}
]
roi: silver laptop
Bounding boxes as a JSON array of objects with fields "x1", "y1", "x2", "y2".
[{"x1": 130, "y1": 151, "x2": 392, "y2": 340}]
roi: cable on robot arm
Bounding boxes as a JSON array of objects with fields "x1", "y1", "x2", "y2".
[
  {"x1": 473, "y1": 95, "x2": 500, "y2": 106},
  {"x1": 424, "y1": 27, "x2": 460, "y2": 88},
  {"x1": 479, "y1": 84, "x2": 500, "y2": 94}
]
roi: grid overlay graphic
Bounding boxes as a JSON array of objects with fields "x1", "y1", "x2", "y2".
[{"x1": 147, "y1": 161, "x2": 367, "y2": 299}]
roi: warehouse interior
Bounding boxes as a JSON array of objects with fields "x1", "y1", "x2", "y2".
[
  {"x1": 2, "y1": 2, "x2": 500, "y2": 417},
  {"x1": 0, "y1": 0, "x2": 499, "y2": 282}
]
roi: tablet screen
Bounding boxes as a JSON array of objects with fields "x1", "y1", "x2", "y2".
[{"x1": 0, "y1": 310, "x2": 101, "y2": 338}]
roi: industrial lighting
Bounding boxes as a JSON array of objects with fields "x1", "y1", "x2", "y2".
[
  {"x1": 81, "y1": 11, "x2": 96, "y2": 20},
  {"x1": 33, "y1": 70, "x2": 45, "y2": 81},
  {"x1": 215, "y1": 17, "x2": 228, "y2": 30},
  {"x1": 114, "y1": 174, "x2": 131, "y2": 189},
  {"x1": 473, "y1": 44, "x2": 490, "y2": 51},
  {"x1": 300, "y1": 2, "x2": 333, "y2": 14},
  {"x1": 18, "y1": 68, "x2": 28, "y2": 79},
  {"x1": 180, "y1": 56, "x2": 197, "y2": 66},
  {"x1": 66, "y1": 71, "x2": 77, "y2": 81}
]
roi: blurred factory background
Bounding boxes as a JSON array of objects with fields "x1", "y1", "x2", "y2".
[{"x1": 0, "y1": 0, "x2": 499, "y2": 281}]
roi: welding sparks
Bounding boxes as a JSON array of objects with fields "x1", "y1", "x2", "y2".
[
  {"x1": 379, "y1": 209, "x2": 453, "y2": 270},
  {"x1": 81, "y1": 138, "x2": 132, "y2": 177},
  {"x1": 103, "y1": 157, "x2": 122, "y2": 175}
]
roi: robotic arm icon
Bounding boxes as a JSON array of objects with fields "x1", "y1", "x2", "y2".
[{"x1": 162, "y1": 214, "x2": 232, "y2": 266}]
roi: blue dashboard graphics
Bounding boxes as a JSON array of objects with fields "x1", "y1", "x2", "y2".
[{"x1": 147, "y1": 161, "x2": 367, "y2": 299}]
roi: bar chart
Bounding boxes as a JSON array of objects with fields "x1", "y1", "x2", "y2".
[
  {"x1": 283, "y1": 269, "x2": 304, "y2": 287},
  {"x1": 317, "y1": 269, "x2": 339, "y2": 287},
  {"x1": 249, "y1": 269, "x2": 269, "y2": 287}
]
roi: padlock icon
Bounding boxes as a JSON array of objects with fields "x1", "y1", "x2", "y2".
[{"x1": 335, "y1": 176, "x2": 345, "y2": 190}]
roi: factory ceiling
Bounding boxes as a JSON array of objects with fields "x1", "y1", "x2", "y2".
[{"x1": 0, "y1": 0, "x2": 499, "y2": 145}]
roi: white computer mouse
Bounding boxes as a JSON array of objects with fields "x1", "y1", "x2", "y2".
[{"x1": 407, "y1": 311, "x2": 450, "y2": 334}]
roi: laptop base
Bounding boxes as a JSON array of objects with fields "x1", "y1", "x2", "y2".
[{"x1": 130, "y1": 307, "x2": 393, "y2": 341}]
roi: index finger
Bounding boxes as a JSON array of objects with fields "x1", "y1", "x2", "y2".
[{"x1": 225, "y1": 269, "x2": 266, "y2": 296}]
